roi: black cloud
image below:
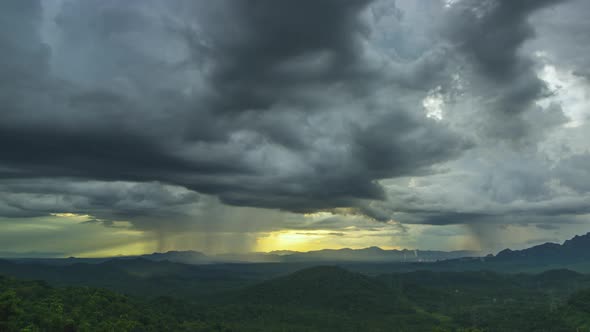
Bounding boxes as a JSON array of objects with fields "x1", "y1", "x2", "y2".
[
  {"x1": 1, "y1": 0, "x2": 589, "y2": 238},
  {"x1": 194, "y1": 0, "x2": 376, "y2": 113},
  {"x1": 442, "y1": 0, "x2": 567, "y2": 140},
  {"x1": 0, "y1": 0, "x2": 467, "y2": 222}
]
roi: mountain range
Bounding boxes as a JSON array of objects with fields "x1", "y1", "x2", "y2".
[
  {"x1": 3, "y1": 232, "x2": 590, "y2": 270},
  {"x1": 132, "y1": 246, "x2": 481, "y2": 265},
  {"x1": 136, "y1": 232, "x2": 590, "y2": 266},
  {"x1": 491, "y1": 232, "x2": 590, "y2": 263}
]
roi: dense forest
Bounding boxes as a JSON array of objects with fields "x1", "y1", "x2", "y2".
[{"x1": 2, "y1": 264, "x2": 590, "y2": 331}]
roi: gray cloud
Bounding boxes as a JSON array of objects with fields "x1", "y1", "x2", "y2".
[
  {"x1": 0, "y1": 0, "x2": 467, "y2": 223},
  {"x1": 441, "y1": 0, "x2": 567, "y2": 141},
  {"x1": 0, "y1": 0, "x2": 589, "y2": 250},
  {"x1": 190, "y1": 0, "x2": 376, "y2": 113},
  {"x1": 0, "y1": 180, "x2": 199, "y2": 221},
  {"x1": 553, "y1": 152, "x2": 590, "y2": 193},
  {"x1": 444, "y1": 0, "x2": 565, "y2": 81},
  {"x1": 529, "y1": 0, "x2": 590, "y2": 80}
]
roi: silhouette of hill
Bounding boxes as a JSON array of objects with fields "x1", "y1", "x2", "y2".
[
  {"x1": 139, "y1": 250, "x2": 210, "y2": 264},
  {"x1": 225, "y1": 266, "x2": 450, "y2": 331},
  {"x1": 281, "y1": 247, "x2": 480, "y2": 263},
  {"x1": 0, "y1": 258, "x2": 256, "y2": 298},
  {"x1": 239, "y1": 266, "x2": 407, "y2": 313},
  {"x1": 491, "y1": 232, "x2": 590, "y2": 264},
  {"x1": 139, "y1": 247, "x2": 480, "y2": 264},
  {"x1": 3, "y1": 232, "x2": 590, "y2": 287},
  {"x1": 4, "y1": 247, "x2": 479, "y2": 265}
]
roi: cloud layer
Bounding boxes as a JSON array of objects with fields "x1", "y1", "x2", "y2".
[{"x1": 1, "y1": 0, "x2": 589, "y2": 251}]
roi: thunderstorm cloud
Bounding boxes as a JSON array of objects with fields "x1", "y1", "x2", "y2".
[{"x1": 1, "y1": 0, "x2": 589, "y2": 253}]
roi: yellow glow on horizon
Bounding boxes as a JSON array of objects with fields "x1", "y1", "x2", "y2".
[
  {"x1": 50, "y1": 213, "x2": 92, "y2": 218},
  {"x1": 302, "y1": 208, "x2": 358, "y2": 219},
  {"x1": 302, "y1": 211, "x2": 334, "y2": 218},
  {"x1": 74, "y1": 239, "x2": 155, "y2": 258},
  {"x1": 257, "y1": 230, "x2": 332, "y2": 252},
  {"x1": 255, "y1": 229, "x2": 405, "y2": 252}
]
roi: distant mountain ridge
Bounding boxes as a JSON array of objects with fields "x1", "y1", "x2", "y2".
[
  {"x1": 129, "y1": 233, "x2": 590, "y2": 265},
  {"x1": 5, "y1": 232, "x2": 590, "y2": 269},
  {"x1": 139, "y1": 250, "x2": 209, "y2": 264},
  {"x1": 280, "y1": 246, "x2": 479, "y2": 263},
  {"x1": 136, "y1": 247, "x2": 481, "y2": 264},
  {"x1": 0, "y1": 246, "x2": 481, "y2": 265},
  {"x1": 491, "y1": 232, "x2": 590, "y2": 264}
]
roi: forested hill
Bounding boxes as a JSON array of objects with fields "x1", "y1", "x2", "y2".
[{"x1": 2, "y1": 266, "x2": 590, "y2": 331}]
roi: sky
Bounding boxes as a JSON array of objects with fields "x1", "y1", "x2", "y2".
[{"x1": 1, "y1": 0, "x2": 590, "y2": 257}]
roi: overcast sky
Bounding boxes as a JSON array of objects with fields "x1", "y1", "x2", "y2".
[{"x1": 1, "y1": 0, "x2": 589, "y2": 256}]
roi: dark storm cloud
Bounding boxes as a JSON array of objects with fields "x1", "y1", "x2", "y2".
[
  {"x1": 191, "y1": 0, "x2": 376, "y2": 113},
  {"x1": 0, "y1": 180, "x2": 198, "y2": 220},
  {"x1": 351, "y1": 111, "x2": 469, "y2": 180},
  {"x1": 445, "y1": 0, "x2": 565, "y2": 81},
  {"x1": 359, "y1": 146, "x2": 590, "y2": 227},
  {"x1": 2, "y1": 0, "x2": 589, "y2": 240},
  {"x1": 0, "y1": 0, "x2": 47, "y2": 78},
  {"x1": 553, "y1": 153, "x2": 590, "y2": 193},
  {"x1": 529, "y1": 0, "x2": 590, "y2": 80},
  {"x1": 442, "y1": 0, "x2": 567, "y2": 140},
  {"x1": 0, "y1": 0, "x2": 467, "y2": 225}
]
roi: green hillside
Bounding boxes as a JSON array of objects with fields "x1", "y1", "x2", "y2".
[{"x1": 2, "y1": 264, "x2": 590, "y2": 331}]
